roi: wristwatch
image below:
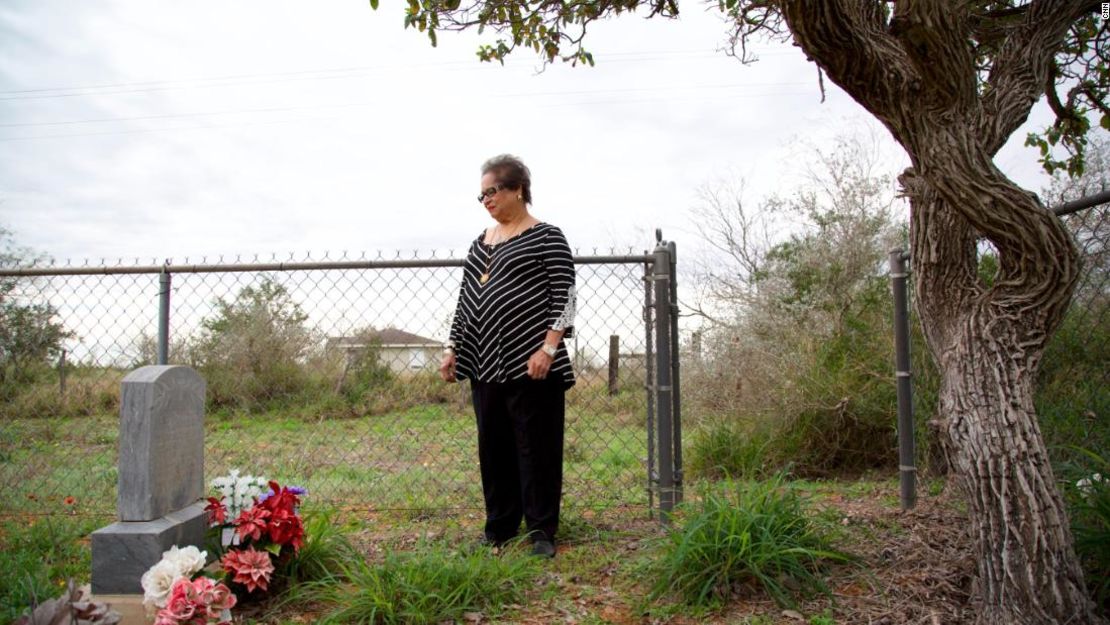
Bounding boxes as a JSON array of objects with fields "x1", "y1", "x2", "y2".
[{"x1": 541, "y1": 344, "x2": 558, "y2": 358}]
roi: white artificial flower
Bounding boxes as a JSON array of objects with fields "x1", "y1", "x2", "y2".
[
  {"x1": 141, "y1": 559, "x2": 183, "y2": 608},
  {"x1": 1077, "y1": 473, "x2": 1105, "y2": 500},
  {"x1": 162, "y1": 545, "x2": 207, "y2": 577},
  {"x1": 210, "y1": 469, "x2": 270, "y2": 518}
]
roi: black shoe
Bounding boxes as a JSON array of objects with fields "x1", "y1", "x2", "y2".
[
  {"x1": 480, "y1": 535, "x2": 515, "y2": 551},
  {"x1": 531, "y1": 539, "x2": 556, "y2": 558}
]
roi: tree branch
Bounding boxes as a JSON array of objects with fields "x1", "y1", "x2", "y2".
[
  {"x1": 977, "y1": 0, "x2": 1098, "y2": 155},
  {"x1": 778, "y1": 0, "x2": 917, "y2": 140}
]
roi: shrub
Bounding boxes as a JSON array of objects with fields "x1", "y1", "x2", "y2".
[
  {"x1": 0, "y1": 227, "x2": 71, "y2": 402},
  {"x1": 684, "y1": 131, "x2": 933, "y2": 477},
  {"x1": 192, "y1": 278, "x2": 317, "y2": 410},
  {"x1": 645, "y1": 475, "x2": 851, "y2": 611},
  {"x1": 1060, "y1": 449, "x2": 1110, "y2": 612}
]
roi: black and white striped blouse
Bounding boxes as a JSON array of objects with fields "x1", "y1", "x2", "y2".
[{"x1": 448, "y1": 222, "x2": 576, "y2": 389}]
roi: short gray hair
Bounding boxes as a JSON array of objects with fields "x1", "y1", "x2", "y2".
[{"x1": 481, "y1": 154, "x2": 532, "y2": 205}]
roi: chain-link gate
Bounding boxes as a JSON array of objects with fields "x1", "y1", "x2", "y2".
[{"x1": 0, "y1": 238, "x2": 682, "y2": 521}]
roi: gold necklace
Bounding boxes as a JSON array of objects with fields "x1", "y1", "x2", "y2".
[{"x1": 479, "y1": 222, "x2": 524, "y2": 285}]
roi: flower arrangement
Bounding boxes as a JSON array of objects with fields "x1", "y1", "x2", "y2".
[
  {"x1": 140, "y1": 546, "x2": 235, "y2": 625},
  {"x1": 204, "y1": 469, "x2": 308, "y2": 598}
]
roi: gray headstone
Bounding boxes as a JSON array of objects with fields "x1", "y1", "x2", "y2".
[
  {"x1": 91, "y1": 502, "x2": 208, "y2": 595},
  {"x1": 118, "y1": 365, "x2": 205, "y2": 521}
]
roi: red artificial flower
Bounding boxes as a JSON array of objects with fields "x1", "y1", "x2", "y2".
[
  {"x1": 259, "y1": 481, "x2": 301, "y2": 515},
  {"x1": 221, "y1": 546, "x2": 274, "y2": 593},
  {"x1": 266, "y1": 507, "x2": 305, "y2": 551},
  {"x1": 204, "y1": 497, "x2": 227, "y2": 525},
  {"x1": 234, "y1": 505, "x2": 270, "y2": 543}
]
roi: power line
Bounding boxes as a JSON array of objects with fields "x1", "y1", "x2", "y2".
[
  {"x1": 0, "y1": 80, "x2": 812, "y2": 129},
  {"x1": 0, "y1": 88, "x2": 819, "y2": 142},
  {"x1": 0, "y1": 48, "x2": 792, "y2": 102}
]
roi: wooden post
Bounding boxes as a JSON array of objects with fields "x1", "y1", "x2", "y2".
[
  {"x1": 608, "y1": 335, "x2": 619, "y2": 395},
  {"x1": 58, "y1": 349, "x2": 67, "y2": 396}
]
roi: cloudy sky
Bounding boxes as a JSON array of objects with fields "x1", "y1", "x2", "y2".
[{"x1": 1, "y1": 0, "x2": 1062, "y2": 265}]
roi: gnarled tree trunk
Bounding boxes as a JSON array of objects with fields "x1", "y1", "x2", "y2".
[{"x1": 778, "y1": 1, "x2": 1104, "y2": 622}]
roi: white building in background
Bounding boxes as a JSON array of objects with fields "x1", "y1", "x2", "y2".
[{"x1": 326, "y1": 328, "x2": 441, "y2": 375}]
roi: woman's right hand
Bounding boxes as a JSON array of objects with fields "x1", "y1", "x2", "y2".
[{"x1": 439, "y1": 351, "x2": 457, "y2": 383}]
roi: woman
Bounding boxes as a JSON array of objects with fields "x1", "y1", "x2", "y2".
[{"x1": 439, "y1": 154, "x2": 576, "y2": 559}]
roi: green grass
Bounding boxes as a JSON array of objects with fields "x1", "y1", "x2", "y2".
[
  {"x1": 643, "y1": 474, "x2": 853, "y2": 612},
  {"x1": 296, "y1": 538, "x2": 540, "y2": 625},
  {"x1": 0, "y1": 515, "x2": 100, "y2": 624},
  {"x1": 2, "y1": 395, "x2": 650, "y2": 517},
  {"x1": 686, "y1": 417, "x2": 774, "y2": 480}
]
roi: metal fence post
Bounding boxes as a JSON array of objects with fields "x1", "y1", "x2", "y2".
[
  {"x1": 666, "y1": 240, "x2": 683, "y2": 506},
  {"x1": 158, "y1": 268, "x2": 171, "y2": 365},
  {"x1": 643, "y1": 260, "x2": 656, "y2": 518},
  {"x1": 890, "y1": 249, "x2": 916, "y2": 510},
  {"x1": 653, "y1": 232, "x2": 675, "y2": 521}
]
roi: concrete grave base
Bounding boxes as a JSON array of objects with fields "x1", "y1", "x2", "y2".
[
  {"x1": 91, "y1": 501, "x2": 208, "y2": 595},
  {"x1": 89, "y1": 594, "x2": 151, "y2": 625}
]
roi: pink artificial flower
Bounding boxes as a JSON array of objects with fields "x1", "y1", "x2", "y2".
[
  {"x1": 222, "y1": 546, "x2": 274, "y2": 593},
  {"x1": 166, "y1": 578, "x2": 191, "y2": 605},
  {"x1": 201, "y1": 582, "x2": 237, "y2": 617},
  {"x1": 153, "y1": 612, "x2": 178, "y2": 625},
  {"x1": 234, "y1": 505, "x2": 270, "y2": 543},
  {"x1": 163, "y1": 593, "x2": 196, "y2": 622},
  {"x1": 189, "y1": 576, "x2": 215, "y2": 596}
]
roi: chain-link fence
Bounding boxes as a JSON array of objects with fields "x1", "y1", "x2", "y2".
[
  {"x1": 1, "y1": 246, "x2": 682, "y2": 519},
  {"x1": 889, "y1": 200, "x2": 1110, "y2": 503}
]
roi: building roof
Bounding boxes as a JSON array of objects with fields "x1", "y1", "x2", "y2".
[{"x1": 330, "y1": 327, "x2": 439, "y2": 347}]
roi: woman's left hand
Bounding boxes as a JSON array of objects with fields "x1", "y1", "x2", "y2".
[{"x1": 527, "y1": 349, "x2": 553, "y2": 379}]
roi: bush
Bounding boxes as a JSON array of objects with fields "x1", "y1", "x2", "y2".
[
  {"x1": 1, "y1": 369, "x2": 120, "y2": 419},
  {"x1": 0, "y1": 227, "x2": 71, "y2": 403},
  {"x1": 684, "y1": 131, "x2": 938, "y2": 477},
  {"x1": 192, "y1": 278, "x2": 317, "y2": 410},
  {"x1": 1037, "y1": 303, "x2": 1110, "y2": 468},
  {"x1": 334, "y1": 330, "x2": 394, "y2": 401},
  {"x1": 645, "y1": 475, "x2": 851, "y2": 611},
  {"x1": 1059, "y1": 449, "x2": 1110, "y2": 612}
]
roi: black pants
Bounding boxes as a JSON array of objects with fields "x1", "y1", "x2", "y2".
[{"x1": 471, "y1": 378, "x2": 565, "y2": 543}]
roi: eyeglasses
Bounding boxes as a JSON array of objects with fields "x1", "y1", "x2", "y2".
[{"x1": 477, "y1": 183, "x2": 506, "y2": 203}]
